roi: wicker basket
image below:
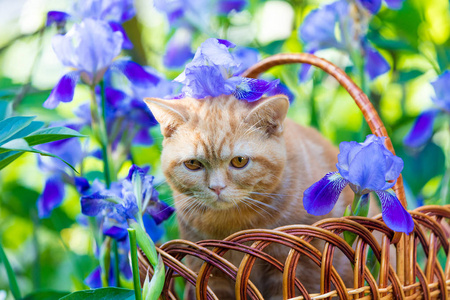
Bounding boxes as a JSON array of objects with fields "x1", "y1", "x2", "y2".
[{"x1": 138, "y1": 53, "x2": 450, "y2": 299}]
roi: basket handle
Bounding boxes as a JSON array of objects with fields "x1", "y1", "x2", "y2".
[{"x1": 242, "y1": 53, "x2": 407, "y2": 208}]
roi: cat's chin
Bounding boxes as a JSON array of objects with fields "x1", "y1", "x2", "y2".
[{"x1": 200, "y1": 196, "x2": 241, "y2": 211}]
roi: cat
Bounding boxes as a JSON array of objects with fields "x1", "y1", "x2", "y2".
[{"x1": 144, "y1": 94, "x2": 367, "y2": 299}]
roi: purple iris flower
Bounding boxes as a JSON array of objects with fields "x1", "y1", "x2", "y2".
[
  {"x1": 36, "y1": 133, "x2": 84, "y2": 218},
  {"x1": 163, "y1": 28, "x2": 194, "y2": 69},
  {"x1": 84, "y1": 236, "x2": 133, "y2": 288},
  {"x1": 81, "y1": 165, "x2": 174, "y2": 239},
  {"x1": 303, "y1": 135, "x2": 414, "y2": 234},
  {"x1": 299, "y1": 0, "x2": 390, "y2": 81},
  {"x1": 359, "y1": 0, "x2": 405, "y2": 14},
  {"x1": 175, "y1": 38, "x2": 279, "y2": 101},
  {"x1": 154, "y1": 0, "x2": 246, "y2": 29},
  {"x1": 70, "y1": 0, "x2": 135, "y2": 23},
  {"x1": 46, "y1": 11, "x2": 70, "y2": 29},
  {"x1": 44, "y1": 18, "x2": 156, "y2": 109},
  {"x1": 404, "y1": 71, "x2": 450, "y2": 148},
  {"x1": 47, "y1": 0, "x2": 135, "y2": 48},
  {"x1": 217, "y1": 0, "x2": 247, "y2": 14},
  {"x1": 232, "y1": 47, "x2": 260, "y2": 76}
]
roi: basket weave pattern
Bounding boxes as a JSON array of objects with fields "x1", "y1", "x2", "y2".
[{"x1": 138, "y1": 54, "x2": 450, "y2": 299}]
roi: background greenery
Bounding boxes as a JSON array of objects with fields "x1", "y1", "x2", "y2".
[{"x1": 0, "y1": 0, "x2": 449, "y2": 298}]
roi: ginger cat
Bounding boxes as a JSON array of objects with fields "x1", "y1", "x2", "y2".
[{"x1": 145, "y1": 94, "x2": 356, "y2": 299}]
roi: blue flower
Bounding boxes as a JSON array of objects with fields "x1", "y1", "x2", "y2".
[
  {"x1": 44, "y1": 18, "x2": 157, "y2": 109},
  {"x1": 217, "y1": 0, "x2": 247, "y2": 14},
  {"x1": 46, "y1": 11, "x2": 70, "y2": 28},
  {"x1": 84, "y1": 237, "x2": 133, "y2": 288},
  {"x1": 163, "y1": 28, "x2": 194, "y2": 69},
  {"x1": 36, "y1": 134, "x2": 84, "y2": 218},
  {"x1": 303, "y1": 135, "x2": 414, "y2": 234},
  {"x1": 70, "y1": 0, "x2": 135, "y2": 23},
  {"x1": 47, "y1": 0, "x2": 135, "y2": 48},
  {"x1": 174, "y1": 38, "x2": 279, "y2": 101},
  {"x1": 359, "y1": 0, "x2": 405, "y2": 14},
  {"x1": 404, "y1": 70, "x2": 450, "y2": 148},
  {"x1": 80, "y1": 165, "x2": 174, "y2": 239},
  {"x1": 299, "y1": 0, "x2": 390, "y2": 81},
  {"x1": 154, "y1": 0, "x2": 247, "y2": 30}
]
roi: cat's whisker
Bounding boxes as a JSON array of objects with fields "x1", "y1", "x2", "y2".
[
  {"x1": 243, "y1": 196, "x2": 274, "y2": 216},
  {"x1": 231, "y1": 198, "x2": 242, "y2": 217},
  {"x1": 153, "y1": 180, "x2": 168, "y2": 190},
  {"x1": 244, "y1": 196, "x2": 277, "y2": 211},
  {"x1": 250, "y1": 191, "x2": 290, "y2": 197},
  {"x1": 185, "y1": 200, "x2": 204, "y2": 222},
  {"x1": 241, "y1": 197, "x2": 271, "y2": 219}
]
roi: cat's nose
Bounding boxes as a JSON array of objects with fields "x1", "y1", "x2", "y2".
[{"x1": 209, "y1": 185, "x2": 226, "y2": 195}]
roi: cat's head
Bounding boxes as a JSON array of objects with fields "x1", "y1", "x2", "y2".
[{"x1": 144, "y1": 94, "x2": 289, "y2": 211}]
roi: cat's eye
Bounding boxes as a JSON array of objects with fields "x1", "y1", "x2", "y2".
[
  {"x1": 184, "y1": 159, "x2": 203, "y2": 171},
  {"x1": 230, "y1": 156, "x2": 249, "y2": 168}
]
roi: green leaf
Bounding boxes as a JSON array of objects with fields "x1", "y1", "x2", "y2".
[
  {"x1": 59, "y1": 287, "x2": 135, "y2": 300},
  {"x1": 0, "y1": 138, "x2": 33, "y2": 154},
  {"x1": 0, "y1": 139, "x2": 78, "y2": 172},
  {"x1": 0, "y1": 116, "x2": 35, "y2": 144},
  {"x1": 0, "y1": 240, "x2": 22, "y2": 300},
  {"x1": 143, "y1": 255, "x2": 165, "y2": 300},
  {"x1": 367, "y1": 33, "x2": 415, "y2": 51},
  {"x1": 24, "y1": 126, "x2": 85, "y2": 146},
  {"x1": 0, "y1": 151, "x2": 23, "y2": 170},
  {"x1": 397, "y1": 70, "x2": 424, "y2": 83},
  {"x1": 129, "y1": 221, "x2": 157, "y2": 266},
  {"x1": 259, "y1": 40, "x2": 285, "y2": 55},
  {"x1": 0, "y1": 100, "x2": 12, "y2": 120},
  {"x1": 22, "y1": 291, "x2": 70, "y2": 300},
  {"x1": 5, "y1": 120, "x2": 44, "y2": 141}
]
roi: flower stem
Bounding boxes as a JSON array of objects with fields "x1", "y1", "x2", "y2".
[
  {"x1": 128, "y1": 228, "x2": 143, "y2": 300},
  {"x1": 112, "y1": 239, "x2": 121, "y2": 287},
  {"x1": 89, "y1": 83, "x2": 115, "y2": 188},
  {"x1": 0, "y1": 239, "x2": 21, "y2": 300},
  {"x1": 351, "y1": 193, "x2": 361, "y2": 213}
]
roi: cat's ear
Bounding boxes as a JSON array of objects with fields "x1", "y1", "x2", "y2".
[
  {"x1": 144, "y1": 98, "x2": 188, "y2": 137},
  {"x1": 244, "y1": 95, "x2": 289, "y2": 136}
]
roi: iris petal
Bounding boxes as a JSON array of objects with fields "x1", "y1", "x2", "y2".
[
  {"x1": 232, "y1": 78, "x2": 280, "y2": 102},
  {"x1": 431, "y1": 70, "x2": 450, "y2": 111},
  {"x1": 108, "y1": 22, "x2": 133, "y2": 49},
  {"x1": 163, "y1": 28, "x2": 194, "y2": 69},
  {"x1": 347, "y1": 142, "x2": 387, "y2": 192},
  {"x1": 303, "y1": 172, "x2": 349, "y2": 215},
  {"x1": 298, "y1": 2, "x2": 342, "y2": 52},
  {"x1": 75, "y1": 177, "x2": 90, "y2": 194},
  {"x1": 146, "y1": 200, "x2": 175, "y2": 225},
  {"x1": 266, "y1": 82, "x2": 295, "y2": 103},
  {"x1": 43, "y1": 71, "x2": 80, "y2": 109},
  {"x1": 133, "y1": 128, "x2": 153, "y2": 145},
  {"x1": 232, "y1": 47, "x2": 260, "y2": 76},
  {"x1": 46, "y1": 11, "x2": 70, "y2": 27},
  {"x1": 403, "y1": 109, "x2": 438, "y2": 148},
  {"x1": 359, "y1": 0, "x2": 382, "y2": 14},
  {"x1": 376, "y1": 189, "x2": 414, "y2": 234},
  {"x1": 84, "y1": 267, "x2": 102, "y2": 289},
  {"x1": 365, "y1": 46, "x2": 390, "y2": 80},
  {"x1": 143, "y1": 214, "x2": 165, "y2": 242},
  {"x1": 80, "y1": 192, "x2": 116, "y2": 216},
  {"x1": 38, "y1": 176, "x2": 66, "y2": 218},
  {"x1": 113, "y1": 60, "x2": 161, "y2": 86},
  {"x1": 182, "y1": 65, "x2": 235, "y2": 98},
  {"x1": 384, "y1": 0, "x2": 404, "y2": 9},
  {"x1": 217, "y1": 0, "x2": 247, "y2": 14}
]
